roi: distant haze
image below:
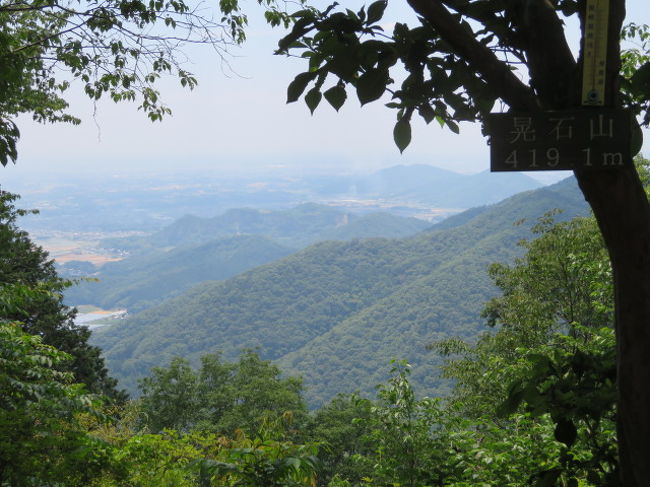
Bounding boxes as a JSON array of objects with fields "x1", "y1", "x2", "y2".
[{"x1": 2, "y1": 2, "x2": 647, "y2": 185}]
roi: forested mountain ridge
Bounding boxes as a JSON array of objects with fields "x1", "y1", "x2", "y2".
[
  {"x1": 92, "y1": 177, "x2": 587, "y2": 404},
  {"x1": 279, "y1": 179, "x2": 589, "y2": 404},
  {"x1": 100, "y1": 203, "x2": 431, "y2": 253},
  {"x1": 65, "y1": 235, "x2": 295, "y2": 312},
  {"x1": 65, "y1": 206, "x2": 429, "y2": 312}
]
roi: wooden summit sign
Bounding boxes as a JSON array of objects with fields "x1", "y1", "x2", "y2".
[{"x1": 487, "y1": 109, "x2": 631, "y2": 172}]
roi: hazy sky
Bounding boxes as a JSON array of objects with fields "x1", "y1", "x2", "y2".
[{"x1": 2, "y1": 0, "x2": 649, "y2": 183}]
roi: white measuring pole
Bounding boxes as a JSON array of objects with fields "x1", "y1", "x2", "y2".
[{"x1": 581, "y1": 0, "x2": 610, "y2": 106}]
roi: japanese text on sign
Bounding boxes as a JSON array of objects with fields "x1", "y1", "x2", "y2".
[{"x1": 486, "y1": 109, "x2": 631, "y2": 172}]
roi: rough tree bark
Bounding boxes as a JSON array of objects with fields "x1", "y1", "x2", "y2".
[
  {"x1": 578, "y1": 157, "x2": 650, "y2": 487},
  {"x1": 407, "y1": 0, "x2": 650, "y2": 484},
  {"x1": 574, "y1": 2, "x2": 650, "y2": 485}
]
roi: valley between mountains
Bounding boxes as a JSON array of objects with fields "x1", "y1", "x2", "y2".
[{"x1": 84, "y1": 177, "x2": 588, "y2": 406}]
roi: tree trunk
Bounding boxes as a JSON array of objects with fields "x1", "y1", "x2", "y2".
[
  {"x1": 409, "y1": 0, "x2": 647, "y2": 481},
  {"x1": 575, "y1": 164, "x2": 650, "y2": 487},
  {"x1": 576, "y1": 1, "x2": 650, "y2": 483}
]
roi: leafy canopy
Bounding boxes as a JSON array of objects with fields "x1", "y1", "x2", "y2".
[
  {"x1": 275, "y1": 1, "x2": 650, "y2": 152},
  {"x1": 0, "y1": 190, "x2": 125, "y2": 400},
  {"x1": 138, "y1": 349, "x2": 307, "y2": 436},
  {"x1": 0, "y1": 0, "x2": 283, "y2": 166},
  {"x1": 0, "y1": 321, "x2": 112, "y2": 486}
]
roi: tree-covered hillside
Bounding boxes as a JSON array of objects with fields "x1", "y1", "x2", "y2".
[
  {"x1": 92, "y1": 178, "x2": 587, "y2": 404},
  {"x1": 65, "y1": 205, "x2": 430, "y2": 312},
  {"x1": 0, "y1": 197, "x2": 618, "y2": 487},
  {"x1": 65, "y1": 235, "x2": 295, "y2": 312},
  {"x1": 279, "y1": 179, "x2": 589, "y2": 405},
  {"x1": 100, "y1": 203, "x2": 431, "y2": 253}
]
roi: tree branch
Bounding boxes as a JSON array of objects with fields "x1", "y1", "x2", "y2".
[
  {"x1": 406, "y1": 0, "x2": 538, "y2": 111},
  {"x1": 510, "y1": 0, "x2": 577, "y2": 108}
]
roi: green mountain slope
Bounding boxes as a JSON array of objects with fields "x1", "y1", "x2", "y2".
[
  {"x1": 277, "y1": 202, "x2": 553, "y2": 405},
  {"x1": 67, "y1": 207, "x2": 429, "y2": 312},
  {"x1": 320, "y1": 212, "x2": 433, "y2": 241},
  {"x1": 102, "y1": 203, "x2": 431, "y2": 253},
  {"x1": 66, "y1": 235, "x2": 294, "y2": 312},
  {"x1": 92, "y1": 178, "x2": 587, "y2": 404}
]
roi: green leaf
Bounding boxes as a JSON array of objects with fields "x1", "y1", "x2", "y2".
[
  {"x1": 631, "y1": 62, "x2": 650, "y2": 97},
  {"x1": 356, "y1": 69, "x2": 388, "y2": 105},
  {"x1": 324, "y1": 85, "x2": 347, "y2": 111},
  {"x1": 366, "y1": 0, "x2": 387, "y2": 25},
  {"x1": 285, "y1": 457, "x2": 301, "y2": 470},
  {"x1": 287, "y1": 72, "x2": 317, "y2": 103},
  {"x1": 496, "y1": 381, "x2": 524, "y2": 417},
  {"x1": 418, "y1": 104, "x2": 435, "y2": 124},
  {"x1": 393, "y1": 118, "x2": 411, "y2": 153},
  {"x1": 327, "y1": 54, "x2": 358, "y2": 82},
  {"x1": 305, "y1": 87, "x2": 322, "y2": 114}
]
